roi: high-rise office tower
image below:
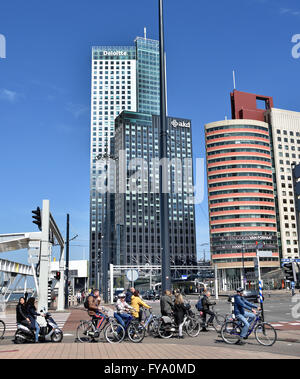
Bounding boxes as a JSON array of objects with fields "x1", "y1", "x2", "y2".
[
  {"x1": 266, "y1": 108, "x2": 300, "y2": 260},
  {"x1": 89, "y1": 36, "x2": 160, "y2": 287},
  {"x1": 205, "y1": 91, "x2": 281, "y2": 285},
  {"x1": 114, "y1": 111, "x2": 197, "y2": 269}
]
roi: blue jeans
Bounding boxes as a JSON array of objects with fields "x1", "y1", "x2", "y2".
[
  {"x1": 34, "y1": 320, "x2": 40, "y2": 342},
  {"x1": 236, "y1": 311, "x2": 255, "y2": 338},
  {"x1": 114, "y1": 312, "x2": 132, "y2": 331}
]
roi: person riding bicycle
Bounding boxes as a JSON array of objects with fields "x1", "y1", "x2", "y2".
[
  {"x1": 160, "y1": 290, "x2": 174, "y2": 317},
  {"x1": 201, "y1": 290, "x2": 216, "y2": 332},
  {"x1": 87, "y1": 289, "x2": 108, "y2": 336},
  {"x1": 131, "y1": 290, "x2": 151, "y2": 322},
  {"x1": 114, "y1": 293, "x2": 134, "y2": 328},
  {"x1": 233, "y1": 287, "x2": 258, "y2": 345}
]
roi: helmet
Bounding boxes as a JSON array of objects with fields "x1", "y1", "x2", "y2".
[
  {"x1": 118, "y1": 293, "x2": 126, "y2": 298},
  {"x1": 236, "y1": 287, "x2": 244, "y2": 293}
]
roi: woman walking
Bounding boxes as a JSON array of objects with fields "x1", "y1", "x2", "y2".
[{"x1": 173, "y1": 293, "x2": 187, "y2": 339}]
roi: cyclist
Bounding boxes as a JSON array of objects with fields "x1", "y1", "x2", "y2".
[
  {"x1": 114, "y1": 293, "x2": 133, "y2": 329},
  {"x1": 201, "y1": 290, "x2": 216, "y2": 332},
  {"x1": 131, "y1": 290, "x2": 151, "y2": 322},
  {"x1": 160, "y1": 290, "x2": 174, "y2": 317},
  {"x1": 233, "y1": 287, "x2": 258, "y2": 345},
  {"x1": 86, "y1": 289, "x2": 108, "y2": 339}
]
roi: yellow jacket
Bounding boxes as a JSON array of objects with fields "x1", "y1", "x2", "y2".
[{"x1": 130, "y1": 295, "x2": 150, "y2": 318}]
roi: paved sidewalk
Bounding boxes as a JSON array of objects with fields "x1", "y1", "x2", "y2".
[{"x1": 0, "y1": 341, "x2": 298, "y2": 359}]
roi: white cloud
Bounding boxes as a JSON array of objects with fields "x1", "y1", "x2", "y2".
[
  {"x1": 0, "y1": 88, "x2": 18, "y2": 102},
  {"x1": 66, "y1": 102, "x2": 89, "y2": 119},
  {"x1": 279, "y1": 7, "x2": 300, "y2": 17}
]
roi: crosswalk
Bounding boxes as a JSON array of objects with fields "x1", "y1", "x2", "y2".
[
  {"x1": 270, "y1": 321, "x2": 300, "y2": 329},
  {"x1": 0, "y1": 312, "x2": 70, "y2": 332}
]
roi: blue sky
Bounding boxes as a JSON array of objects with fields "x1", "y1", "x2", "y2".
[{"x1": 0, "y1": 0, "x2": 300, "y2": 265}]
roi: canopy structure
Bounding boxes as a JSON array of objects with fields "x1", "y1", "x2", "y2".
[{"x1": 0, "y1": 200, "x2": 65, "y2": 311}]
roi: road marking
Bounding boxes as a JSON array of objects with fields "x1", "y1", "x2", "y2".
[{"x1": 271, "y1": 324, "x2": 283, "y2": 327}]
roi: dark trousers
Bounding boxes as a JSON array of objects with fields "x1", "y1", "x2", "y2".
[{"x1": 202, "y1": 310, "x2": 215, "y2": 326}]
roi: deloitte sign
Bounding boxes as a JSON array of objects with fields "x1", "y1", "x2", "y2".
[{"x1": 103, "y1": 51, "x2": 128, "y2": 56}]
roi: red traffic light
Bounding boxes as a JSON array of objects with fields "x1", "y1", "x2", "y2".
[{"x1": 55, "y1": 271, "x2": 61, "y2": 280}]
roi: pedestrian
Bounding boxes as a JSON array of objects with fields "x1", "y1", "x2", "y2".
[
  {"x1": 160, "y1": 290, "x2": 174, "y2": 317},
  {"x1": 76, "y1": 291, "x2": 81, "y2": 305},
  {"x1": 173, "y1": 293, "x2": 187, "y2": 339},
  {"x1": 25, "y1": 297, "x2": 43, "y2": 343},
  {"x1": 201, "y1": 290, "x2": 216, "y2": 332}
]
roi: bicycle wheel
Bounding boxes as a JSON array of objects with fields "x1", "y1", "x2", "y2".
[
  {"x1": 127, "y1": 321, "x2": 145, "y2": 343},
  {"x1": 0, "y1": 320, "x2": 5, "y2": 339},
  {"x1": 157, "y1": 320, "x2": 174, "y2": 339},
  {"x1": 104, "y1": 321, "x2": 125, "y2": 344},
  {"x1": 254, "y1": 322, "x2": 277, "y2": 346},
  {"x1": 147, "y1": 319, "x2": 159, "y2": 336},
  {"x1": 221, "y1": 321, "x2": 241, "y2": 344},
  {"x1": 185, "y1": 317, "x2": 201, "y2": 337},
  {"x1": 212, "y1": 314, "x2": 226, "y2": 333},
  {"x1": 76, "y1": 321, "x2": 95, "y2": 343}
]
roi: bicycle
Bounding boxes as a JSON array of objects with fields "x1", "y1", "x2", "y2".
[
  {"x1": 141, "y1": 308, "x2": 160, "y2": 337},
  {"x1": 157, "y1": 312, "x2": 201, "y2": 339},
  {"x1": 76, "y1": 314, "x2": 125, "y2": 344},
  {"x1": 114, "y1": 310, "x2": 146, "y2": 343},
  {"x1": 221, "y1": 310, "x2": 277, "y2": 346},
  {"x1": 0, "y1": 319, "x2": 5, "y2": 340}
]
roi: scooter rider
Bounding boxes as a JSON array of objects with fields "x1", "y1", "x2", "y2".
[
  {"x1": 233, "y1": 287, "x2": 258, "y2": 345},
  {"x1": 16, "y1": 297, "x2": 32, "y2": 330}
]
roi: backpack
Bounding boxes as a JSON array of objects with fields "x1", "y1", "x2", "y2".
[
  {"x1": 195, "y1": 296, "x2": 204, "y2": 311},
  {"x1": 84, "y1": 295, "x2": 91, "y2": 310}
]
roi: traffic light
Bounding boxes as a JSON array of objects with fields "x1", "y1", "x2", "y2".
[
  {"x1": 282, "y1": 262, "x2": 296, "y2": 281},
  {"x1": 32, "y1": 207, "x2": 42, "y2": 231},
  {"x1": 55, "y1": 271, "x2": 60, "y2": 280}
]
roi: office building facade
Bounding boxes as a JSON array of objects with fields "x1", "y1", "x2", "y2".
[
  {"x1": 266, "y1": 108, "x2": 300, "y2": 260},
  {"x1": 89, "y1": 36, "x2": 161, "y2": 286},
  {"x1": 115, "y1": 111, "x2": 197, "y2": 269},
  {"x1": 205, "y1": 118, "x2": 280, "y2": 282}
]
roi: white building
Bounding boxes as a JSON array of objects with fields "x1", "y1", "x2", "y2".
[{"x1": 268, "y1": 108, "x2": 300, "y2": 260}]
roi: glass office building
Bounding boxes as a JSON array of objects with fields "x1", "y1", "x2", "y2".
[
  {"x1": 89, "y1": 37, "x2": 161, "y2": 287},
  {"x1": 115, "y1": 111, "x2": 197, "y2": 269}
]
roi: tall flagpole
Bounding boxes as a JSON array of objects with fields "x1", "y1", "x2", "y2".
[{"x1": 158, "y1": 0, "x2": 171, "y2": 292}]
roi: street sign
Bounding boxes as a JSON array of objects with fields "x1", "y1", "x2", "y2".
[
  {"x1": 257, "y1": 250, "x2": 273, "y2": 258},
  {"x1": 126, "y1": 269, "x2": 139, "y2": 282}
]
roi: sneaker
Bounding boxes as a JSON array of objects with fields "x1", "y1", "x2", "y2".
[
  {"x1": 235, "y1": 339, "x2": 246, "y2": 345},
  {"x1": 200, "y1": 328, "x2": 208, "y2": 332}
]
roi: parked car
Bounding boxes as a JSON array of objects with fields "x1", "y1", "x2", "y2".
[
  {"x1": 113, "y1": 289, "x2": 125, "y2": 303},
  {"x1": 243, "y1": 290, "x2": 264, "y2": 303},
  {"x1": 142, "y1": 290, "x2": 160, "y2": 300}
]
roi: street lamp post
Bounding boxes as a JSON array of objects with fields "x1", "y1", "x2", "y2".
[{"x1": 158, "y1": 0, "x2": 171, "y2": 293}]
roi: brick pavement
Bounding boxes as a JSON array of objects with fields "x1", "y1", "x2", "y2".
[{"x1": 0, "y1": 341, "x2": 298, "y2": 359}]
